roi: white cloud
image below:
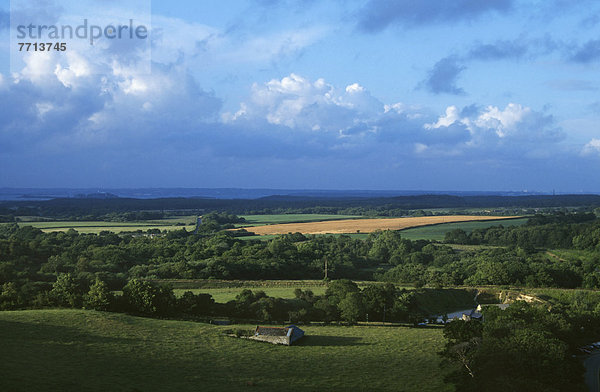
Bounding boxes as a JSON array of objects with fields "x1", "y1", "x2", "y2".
[
  {"x1": 224, "y1": 73, "x2": 383, "y2": 131},
  {"x1": 424, "y1": 105, "x2": 462, "y2": 129},
  {"x1": 54, "y1": 52, "x2": 93, "y2": 88},
  {"x1": 582, "y1": 138, "x2": 600, "y2": 155},
  {"x1": 346, "y1": 83, "x2": 365, "y2": 93},
  {"x1": 474, "y1": 103, "x2": 531, "y2": 137},
  {"x1": 424, "y1": 103, "x2": 557, "y2": 143}
]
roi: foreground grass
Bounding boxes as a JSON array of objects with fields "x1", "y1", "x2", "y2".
[{"x1": 0, "y1": 309, "x2": 453, "y2": 392}]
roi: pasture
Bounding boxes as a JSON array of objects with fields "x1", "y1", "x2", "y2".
[
  {"x1": 12, "y1": 220, "x2": 197, "y2": 234},
  {"x1": 237, "y1": 214, "x2": 363, "y2": 226},
  {"x1": 0, "y1": 309, "x2": 454, "y2": 392},
  {"x1": 8, "y1": 214, "x2": 362, "y2": 234},
  {"x1": 166, "y1": 279, "x2": 368, "y2": 303},
  {"x1": 399, "y1": 217, "x2": 528, "y2": 241},
  {"x1": 174, "y1": 286, "x2": 329, "y2": 302},
  {"x1": 241, "y1": 215, "x2": 522, "y2": 235}
]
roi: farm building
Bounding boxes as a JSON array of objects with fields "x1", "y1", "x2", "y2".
[{"x1": 250, "y1": 325, "x2": 304, "y2": 346}]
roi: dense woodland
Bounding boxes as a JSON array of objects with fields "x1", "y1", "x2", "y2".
[{"x1": 2, "y1": 212, "x2": 600, "y2": 303}]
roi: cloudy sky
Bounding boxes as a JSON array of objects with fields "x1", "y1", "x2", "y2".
[{"x1": 1, "y1": 0, "x2": 599, "y2": 192}]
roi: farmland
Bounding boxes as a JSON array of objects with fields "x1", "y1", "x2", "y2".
[
  {"x1": 169, "y1": 280, "x2": 414, "y2": 303},
  {"x1": 170, "y1": 280, "x2": 330, "y2": 302},
  {"x1": 241, "y1": 215, "x2": 522, "y2": 235},
  {"x1": 398, "y1": 217, "x2": 529, "y2": 241},
  {"x1": 237, "y1": 214, "x2": 363, "y2": 226},
  {"x1": 0, "y1": 309, "x2": 453, "y2": 392},
  {"x1": 10, "y1": 215, "x2": 198, "y2": 234},
  {"x1": 7, "y1": 214, "x2": 364, "y2": 234}
]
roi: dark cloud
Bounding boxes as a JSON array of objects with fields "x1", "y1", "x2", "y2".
[
  {"x1": 421, "y1": 57, "x2": 466, "y2": 95},
  {"x1": 357, "y1": 0, "x2": 513, "y2": 32},
  {"x1": 467, "y1": 40, "x2": 528, "y2": 61},
  {"x1": 571, "y1": 39, "x2": 600, "y2": 63},
  {"x1": 466, "y1": 37, "x2": 560, "y2": 62},
  {"x1": 422, "y1": 37, "x2": 560, "y2": 96}
]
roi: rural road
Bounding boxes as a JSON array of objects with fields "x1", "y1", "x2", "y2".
[{"x1": 585, "y1": 352, "x2": 600, "y2": 392}]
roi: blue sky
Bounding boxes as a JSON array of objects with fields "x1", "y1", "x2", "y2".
[{"x1": 0, "y1": 0, "x2": 599, "y2": 192}]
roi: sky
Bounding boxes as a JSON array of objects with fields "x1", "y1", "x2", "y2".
[{"x1": 0, "y1": 0, "x2": 599, "y2": 192}]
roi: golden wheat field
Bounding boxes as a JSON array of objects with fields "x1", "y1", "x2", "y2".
[{"x1": 240, "y1": 215, "x2": 521, "y2": 235}]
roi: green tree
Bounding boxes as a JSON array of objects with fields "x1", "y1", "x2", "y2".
[
  {"x1": 325, "y1": 279, "x2": 360, "y2": 306},
  {"x1": 50, "y1": 273, "x2": 84, "y2": 308},
  {"x1": 0, "y1": 282, "x2": 20, "y2": 310},
  {"x1": 178, "y1": 291, "x2": 214, "y2": 316},
  {"x1": 122, "y1": 279, "x2": 176, "y2": 316},
  {"x1": 338, "y1": 292, "x2": 365, "y2": 324},
  {"x1": 84, "y1": 278, "x2": 114, "y2": 311}
]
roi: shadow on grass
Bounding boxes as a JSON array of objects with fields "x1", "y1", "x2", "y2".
[{"x1": 295, "y1": 335, "x2": 368, "y2": 347}]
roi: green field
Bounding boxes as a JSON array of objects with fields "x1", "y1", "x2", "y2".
[
  {"x1": 0, "y1": 309, "x2": 454, "y2": 392},
  {"x1": 174, "y1": 286, "x2": 329, "y2": 302},
  {"x1": 12, "y1": 221, "x2": 196, "y2": 234},
  {"x1": 167, "y1": 280, "x2": 365, "y2": 303},
  {"x1": 237, "y1": 214, "x2": 364, "y2": 227},
  {"x1": 8, "y1": 215, "x2": 199, "y2": 234},
  {"x1": 7, "y1": 214, "x2": 363, "y2": 234},
  {"x1": 398, "y1": 217, "x2": 528, "y2": 241}
]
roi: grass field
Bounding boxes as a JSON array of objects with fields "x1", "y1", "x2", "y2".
[
  {"x1": 241, "y1": 215, "x2": 522, "y2": 235},
  {"x1": 237, "y1": 214, "x2": 363, "y2": 227},
  {"x1": 174, "y1": 286, "x2": 329, "y2": 302},
  {"x1": 167, "y1": 281, "x2": 474, "y2": 311},
  {"x1": 399, "y1": 217, "x2": 529, "y2": 241},
  {"x1": 9, "y1": 215, "x2": 199, "y2": 234},
  {"x1": 0, "y1": 309, "x2": 454, "y2": 392},
  {"x1": 9, "y1": 214, "x2": 361, "y2": 234},
  {"x1": 167, "y1": 279, "x2": 365, "y2": 303},
  {"x1": 13, "y1": 221, "x2": 197, "y2": 234}
]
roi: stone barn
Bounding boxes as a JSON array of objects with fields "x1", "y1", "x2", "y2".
[{"x1": 250, "y1": 325, "x2": 304, "y2": 346}]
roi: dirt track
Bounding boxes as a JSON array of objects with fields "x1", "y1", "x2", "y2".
[{"x1": 240, "y1": 215, "x2": 521, "y2": 235}]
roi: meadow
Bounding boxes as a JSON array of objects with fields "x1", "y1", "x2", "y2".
[
  {"x1": 398, "y1": 217, "x2": 529, "y2": 241},
  {"x1": 173, "y1": 286, "x2": 328, "y2": 302},
  {"x1": 9, "y1": 214, "x2": 361, "y2": 234},
  {"x1": 0, "y1": 309, "x2": 454, "y2": 392},
  {"x1": 237, "y1": 214, "x2": 363, "y2": 226},
  {"x1": 10, "y1": 216, "x2": 197, "y2": 234},
  {"x1": 166, "y1": 279, "x2": 369, "y2": 303}
]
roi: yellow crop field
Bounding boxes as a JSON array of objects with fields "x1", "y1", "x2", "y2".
[{"x1": 240, "y1": 215, "x2": 521, "y2": 235}]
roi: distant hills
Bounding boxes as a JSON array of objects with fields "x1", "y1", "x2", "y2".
[
  {"x1": 0, "y1": 187, "x2": 574, "y2": 202},
  {"x1": 1, "y1": 190, "x2": 599, "y2": 218}
]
